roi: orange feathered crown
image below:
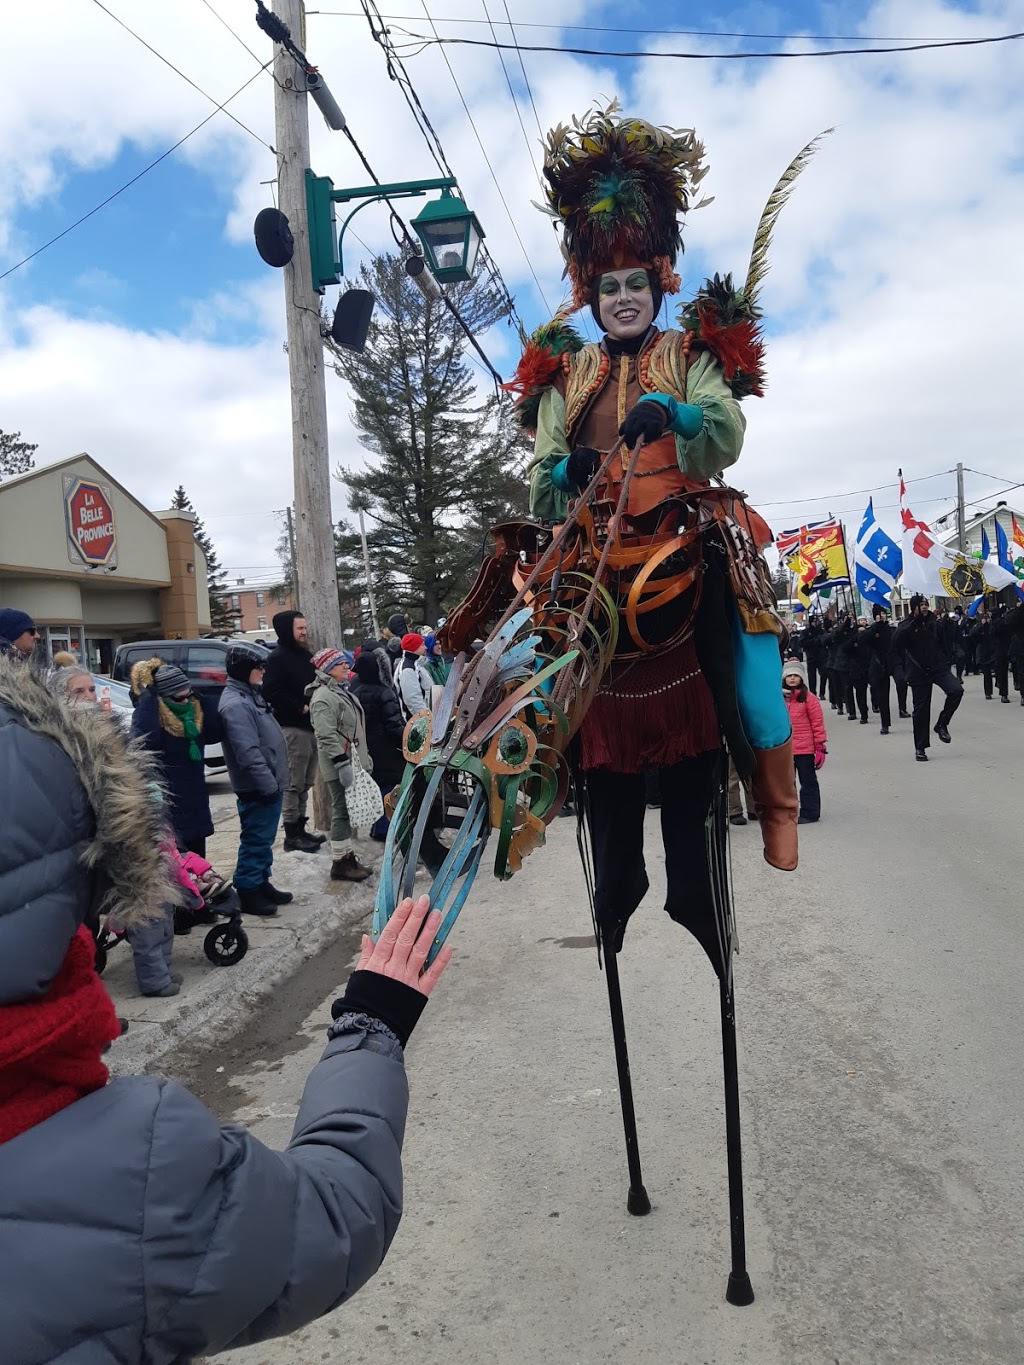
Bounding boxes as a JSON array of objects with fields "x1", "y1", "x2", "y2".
[{"x1": 538, "y1": 100, "x2": 713, "y2": 309}]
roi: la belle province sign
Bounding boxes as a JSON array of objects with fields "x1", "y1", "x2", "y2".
[{"x1": 64, "y1": 475, "x2": 118, "y2": 568}]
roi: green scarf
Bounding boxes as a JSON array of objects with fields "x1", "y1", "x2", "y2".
[{"x1": 163, "y1": 696, "x2": 202, "y2": 762}]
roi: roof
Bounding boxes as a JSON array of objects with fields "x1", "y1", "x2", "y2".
[
  {"x1": 934, "y1": 501, "x2": 1024, "y2": 549},
  {"x1": 0, "y1": 452, "x2": 169, "y2": 534}
]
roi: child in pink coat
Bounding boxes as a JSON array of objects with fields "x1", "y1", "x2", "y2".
[{"x1": 783, "y1": 658, "x2": 827, "y2": 824}]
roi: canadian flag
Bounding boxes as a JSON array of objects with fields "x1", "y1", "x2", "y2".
[{"x1": 899, "y1": 475, "x2": 1016, "y2": 598}]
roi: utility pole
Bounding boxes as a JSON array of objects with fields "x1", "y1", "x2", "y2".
[
  {"x1": 358, "y1": 509, "x2": 380, "y2": 638},
  {"x1": 956, "y1": 461, "x2": 967, "y2": 552},
  {"x1": 271, "y1": 0, "x2": 340, "y2": 654},
  {"x1": 285, "y1": 504, "x2": 299, "y2": 609}
]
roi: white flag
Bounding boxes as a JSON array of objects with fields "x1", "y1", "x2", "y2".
[{"x1": 899, "y1": 477, "x2": 1016, "y2": 599}]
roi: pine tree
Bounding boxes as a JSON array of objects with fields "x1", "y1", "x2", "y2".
[
  {"x1": 327, "y1": 252, "x2": 529, "y2": 625},
  {"x1": 170, "y1": 486, "x2": 235, "y2": 634},
  {"x1": 0, "y1": 429, "x2": 37, "y2": 480}
]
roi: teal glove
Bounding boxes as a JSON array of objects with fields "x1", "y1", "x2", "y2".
[{"x1": 637, "y1": 392, "x2": 704, "y2": 441}]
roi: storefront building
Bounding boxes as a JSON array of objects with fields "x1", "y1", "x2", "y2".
[{"x1": 0, "y1": 453, "x2": 211, "y2": 671}]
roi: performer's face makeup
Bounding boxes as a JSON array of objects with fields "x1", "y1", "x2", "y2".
[{"x1": 597, "y1": 269, "x2": 655, "y2": 339}]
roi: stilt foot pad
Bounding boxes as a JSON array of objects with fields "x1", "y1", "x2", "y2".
[
  {"x1": 726, "y1": 1271, "x2": 755, "y2": 1306},
  {"x1": 626, "y1": 1186, "x2": 651, "y2": 1216}
]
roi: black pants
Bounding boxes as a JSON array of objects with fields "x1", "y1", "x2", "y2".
[
  {"x1": 180, "y1": 836, "x2": 207, "y2": 859},
  {"x1": 807, "y1": 660, "x2": 819, "y2": 696},
  {"x1": 981, "y1": 666, "x2": 993, "y2": 699},
  {"x1": 910, "y1": 671, "x2": 964, "y2": 750},
  {"x1": 871, "y1": 677, "x2": 892, "y2": 729},
  {"x1": 995, "y1": 658, "x2": 1010, "y2": 700},
  {"x1": 830, "y1": 669, "x2": 846, "y2": 709},
  {"x1": 844, "y1": 679, "x2": 869, "y2": 721},
  {"x1": 793, "y1": 753, "x2": 820, "y2": 821},
  {"x1": 585, "y1": 752, "x2": 723, "y2": 969}
]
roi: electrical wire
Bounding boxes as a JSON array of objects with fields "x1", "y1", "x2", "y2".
[
  {"x1": 391, "y1": 27, "x2": 1024, "y2": 61},
  {"x1": 481, "y1": 0, "x2": 541, "y2": 186},
  {"x1": 89, "y1": 0, "x2": 275, "y2": 151},
  {"x1": 307, "y1": 11, "x2": 987, "y2": 43},
  {"x1": 197, "y1": 0, "x2": 270, "y2": 67},
  {"x1": 0, "y1": 64, "x2": 271, "y2": 282},
  {"x1": 500, "y1": 0, "x2": 544, "y2": 143},
  {"x1": 415, "y1": 0, "x2": 554, "y2": 314},
  {"x1": 754, "y1": 469, "x2": 954, "y2": 510},
  {"x1": 357, "y1": 0, "x2": 548, "y2": 326}
]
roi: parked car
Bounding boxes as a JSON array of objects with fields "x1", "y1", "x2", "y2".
[{"x1": 110, "y1": 638, "x2": 270, "y2": 769}]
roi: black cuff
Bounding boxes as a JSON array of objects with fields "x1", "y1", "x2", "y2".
[{"x1": 331, "y1": 970, "x2": 427, "y2": 1047}]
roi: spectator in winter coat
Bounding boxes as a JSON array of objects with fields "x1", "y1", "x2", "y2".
[
  {"x1": 422, "y1": 634, "x2": 450, "y2": 686},
  {"x1": 782, "y1": 659, "x2": 827, "y2": 824},
  {"x1": 0, "y1": 654, "x2": 453, "y2": 1360},
  {"x1": 395, "y1": 633, "x2": 433, "y2": 718},
  {"x1": 348, "y1": 654, "x2": 449, "y2": 874},
  {"x1": 360, "y1": 637, "x2": 395, "y2": 688},
  {"x1": 129, "y1": 658, "x2": 219, "y2": 859},
  {"x1": 218, "y1": 645, "x2": 293, "y2": 916},
  {"x1": 307, "y1": 649, "x2": 373, "y2": 883},
  {"x1": 894, "y1": 595, "x2": 964, "y2": 760},
  {"x1": 349, "y1": 652, "x2": 407, "y2": 841},
  {"x1": 262, "y1": 611, "x2": 326, "y2": 854},
  {"x1": 0, "y1": 607, "x2": 39, "y2": 661},
  {"x1": 383, "y1": 612, "x2": 409, "y2": 665}
]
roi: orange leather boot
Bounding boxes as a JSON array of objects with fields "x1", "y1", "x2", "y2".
[{"x1": 749, "y1": 738, "x2": 799, "y2": 871}]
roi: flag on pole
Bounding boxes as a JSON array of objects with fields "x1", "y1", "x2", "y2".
[
  {"x1": 981, "y1": 525, "x2": 991, "y2": 562},
  {"x1": 900, "y1": 476, "x2": 1016, "y2": 599},
  {"x1": 788, "y1": 524, "x2": 851, "y2": 608},
  {"x1": 775, "y1": 518, "x2": 839, "y2": 560},
  {"x1": 995, "y1": 519, "x2": 1016, "y2": 575},
  {"x1": 854, "y1": 498, "x2": 902, "y2": 607},
  {"x1": 1013, "y1": 513, "x2": 1024, "y2": 556}
]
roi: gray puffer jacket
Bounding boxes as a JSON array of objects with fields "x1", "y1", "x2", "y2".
[
  {"x1": 217, "y1": 677, "x2": 290, "y2": 798},
  {"x1": 0, "y1": 660, "x2": 411, "y2": 1362}
]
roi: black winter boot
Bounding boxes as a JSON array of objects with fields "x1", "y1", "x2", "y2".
[
  {"x1": 283, "y1": 821, "x2": 322, "y2": 853},
  {"x1": 261, "y1": 881, "x2": 294, "y2": 905},
  {"x1": 238, "y1": 885, "x2": 278, "y2": 916},
  {"x1": 299, "y1": 817, "x2": 327, "y2": 846}
]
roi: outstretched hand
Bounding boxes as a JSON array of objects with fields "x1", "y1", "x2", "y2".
[{"x1": 357, "y1": 895, "x2": 452, "y2": 998}]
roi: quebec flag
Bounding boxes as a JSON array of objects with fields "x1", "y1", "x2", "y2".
[{"x1": 855, "y1": 498, "x2": 903, "y2": 607}]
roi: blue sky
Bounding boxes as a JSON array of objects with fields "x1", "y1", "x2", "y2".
[{"x1": 1, "y1": 0, "x2": 1022, "y2": 574}]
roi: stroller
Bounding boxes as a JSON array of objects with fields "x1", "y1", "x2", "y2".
[{"x1": 94, "y1": 848, "x2": 250, "y2": 973}]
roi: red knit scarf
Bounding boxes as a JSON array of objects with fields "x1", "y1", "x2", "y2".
[{"x1": 0, "y1": 927, "x2": 121, "y2": 1145}]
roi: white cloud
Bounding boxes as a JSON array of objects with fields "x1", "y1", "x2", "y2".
[{"x1": 1, "y1": 0, "x2": 1022, "y2": 580}]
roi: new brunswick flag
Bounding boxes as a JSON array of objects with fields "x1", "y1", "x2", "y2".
[{"x1": 786, "y1": 525, "x2": 852, "y2": 607}]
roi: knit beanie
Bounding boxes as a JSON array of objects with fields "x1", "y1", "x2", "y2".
[
  {"x1": 424, "y1": 634, "x2": 436, "y2": 653},
  {"x1": 225, "y1": 646, "x2": 265, "y2": 683},
  {"x1": 782, "y1": 658, "x2": 808, "y2": 686},
  {"x1": 153, "y1": 664, "x2": 191, "y2": 697},
  {"x1": 312, "y1": 647, "x2": 351, "y2": 674},
  {"x1": 387, "y1": 613, "x2": 407, "y2": 635},
  {"x1": 401, "y1": 633, "x2": 425, "y2": 653},
  {"x1": 0, "y1": 608, "x2": 35, "y2": 642}
]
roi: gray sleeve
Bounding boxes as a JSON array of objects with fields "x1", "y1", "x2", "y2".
[
  {"x1": 143, "y1": 1024, "x2": 409, "y2": 1356},
  {"x1": 221, "y1": 695, "x2": 276, "y2": 796}
]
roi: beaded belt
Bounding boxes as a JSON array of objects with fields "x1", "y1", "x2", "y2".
[{"x1": 598, "y1": 666, "x2": 701, "y2": 700}]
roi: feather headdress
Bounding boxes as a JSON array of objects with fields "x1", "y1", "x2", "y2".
[{"x1": 539, "y1": 100, "x2": 711, "y2": 308}]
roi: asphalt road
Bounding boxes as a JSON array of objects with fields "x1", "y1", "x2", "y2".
[{"x1": 171, "y1": 678, "x2": 1024, "y2": 1365}]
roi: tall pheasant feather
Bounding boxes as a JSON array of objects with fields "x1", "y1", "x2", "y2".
[{"x1": 743, "y1": 129, "x2": 833, "y2": 316}]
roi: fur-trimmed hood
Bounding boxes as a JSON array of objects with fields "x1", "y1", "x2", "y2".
[
  {"x1": 130, "y1": 655, "x2": 204, "y2": 738},
  {"x1": 0, "y1": 657, "x2": 176, "y2": 934}
]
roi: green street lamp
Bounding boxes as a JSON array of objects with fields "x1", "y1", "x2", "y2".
[{"x1": 410, "y1": 188, "x2": 485, "y2": 283}]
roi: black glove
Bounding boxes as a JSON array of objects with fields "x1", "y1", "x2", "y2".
[
  {"x1": 566, "y1": 445, "x2": 600, "y2": 489},
  {"x1": 332, "y1": 970, "x2": 427, "y2": 1047},
  {"x1": 619, "y1": 400, "x2": 669, "y2": 447}
]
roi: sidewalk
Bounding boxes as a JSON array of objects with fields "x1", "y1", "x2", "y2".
[{"x1": 103, "y1": 802, "x2": 382, "y2": 1078}]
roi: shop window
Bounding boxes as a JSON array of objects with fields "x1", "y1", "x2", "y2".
[{"x1": 185, "y1": 644, "x2": 228, "y2": 684}]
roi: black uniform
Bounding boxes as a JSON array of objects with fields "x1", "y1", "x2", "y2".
[
  {"x1": 991, "y1": 606, "x2": 1013, "y2": 702},
  {"x1": 967, "y1": 616, "x2": 995, "y2": 698},
  {"x1": 893, "y1": 609, "x2": 964, "y2": 754},
  {"x1": 862, "y1": 616, "x2": 895, "y2": 731}
]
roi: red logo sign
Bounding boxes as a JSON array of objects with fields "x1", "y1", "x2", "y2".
[{"x1": 65, "y1": 478, "x2": 117, "y2": 565}]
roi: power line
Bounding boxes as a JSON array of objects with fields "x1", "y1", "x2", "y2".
[
  {"x1": 307, "y1": 12, "x2": 983, "y2": 43},
  {"x1": 500, "y1": 0, "x2": 544, "y2": 143},
  {"x1": 197, "y1": 0, "x2": 268, "y2": 65},
  {"x1": 415, "y1": 0, "x2": 554, "y2": 314},
  {"x1": 480, "y1": 0, "x2": 541, "y2": 185},
  {"x1": 755, "y1": 469, "x2": 954, "y2": 510},
  {"x1": 89, "y1": 0, "x2": 275, "y2": 151},
  {"x1": 0, "y1": 64, "x2": 271, "y2": 282},
  {"x1": 391, "y1": 27, "x2": 1024, "y2": 62}
]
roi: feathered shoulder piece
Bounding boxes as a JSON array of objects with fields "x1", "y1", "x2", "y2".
[
  {"x1": 539, "y1": 100, "x2": 711, "y2": 308},
  {"x1": 502, "y1": 309, "x2": 585, "y2": 433},
  {"x1": 678, "y1": 130, "x2": 832, "y2": 400}
]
